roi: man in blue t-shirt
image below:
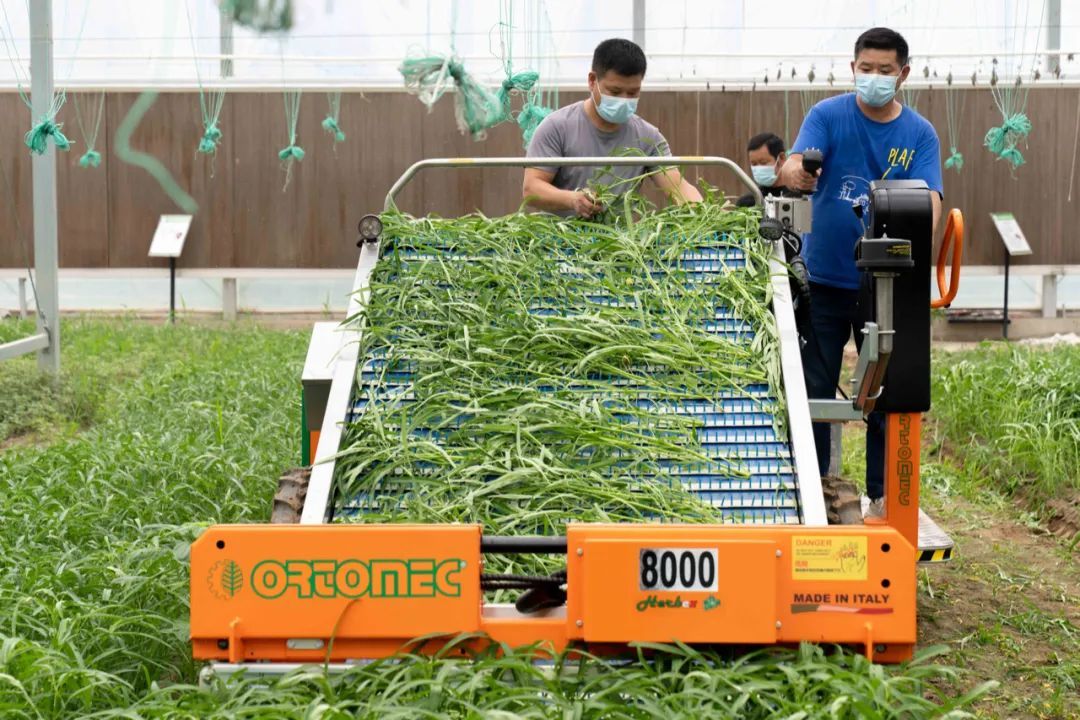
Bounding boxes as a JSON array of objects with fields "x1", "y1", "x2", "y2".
[{"x1": 778, "y1": 27, "x2": 943, "y2": 519}]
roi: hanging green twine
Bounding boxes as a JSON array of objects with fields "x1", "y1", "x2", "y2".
[
  {"x1": 195, "y1": 85, "x2": 226, "y2": 157},
  {"x1": 399, "y1": 0, "x2": 555, "y2": 143},
  {"x1": 322, "y1": 91, "x2": 345, "y2": 144},
  {"x1": 279, "y1": 89, "x2": 304, "y2": 190},
  {"x1": 398, "y1": 0, "x2": 542, "y2": 140},
  {"x1": 984, "y1": 113, "x2": 1031, "y2": 169},
  {"x1": 799, "y1": 88, "x2": 829, "y2": 119},
  {"x1": 984, "y1": 74, "x2": 1031, "y2": 173},
  {"x1": 943, "y1": 81, "x2": 965, "y2": 174},
  {"x1": 278, "y1": 144, "x2": 305, "y2": 161},
  {"x1": 498, "y1": 71, "x2": 554, "y2": 148},
  {"x1": 25, "y1": 117, "x2": 70, "y2": 155},
  {"x1": 72, "y1": 91, "x2": 105, "y2": 169},
  {"x1": 944, "y1": 147, "x2": 964, "y2": 172},
  {"x1": 900, "y1": 85, "x2": 921, "y2": 112},
  {"x1": 496, "y1": 70, "x2": 539, "y2": 111},
  {"x1": 518, "y1": 0, "x2": 559, "y2": 147},
  {"x1": 496, "y1": 0, "x2": 554, "y2": 148},
  {"x1": 78, "y1": 149, "x2": 101, "y2": 168},
  {"x1": 399, "y1": 54, "x2": 504, "y2": 139},
  {"x1": 185, "y1": 0, "x2": 227, "y2": 168},
  {"x1": 24, "y1": 91, "x2": 71, "y2": 155},
  {"x1": 198, "y1": 124, "x2": 223, "y2": 154},
  {"x1": 320, "y1": 116, "x2": 344, "y2": 142},
  {"x1": 452, "y1": 64, "x2": 504, "y2": 138},
  {"x1": 400, "y1": 54, "x2": 458, "y2": 109},
  {"x1": 998, "y1": 145, "x2": 1025, "y2": 168},
  {"x1": 517, "y1": 102, "x2": 552, "y2": 146}
]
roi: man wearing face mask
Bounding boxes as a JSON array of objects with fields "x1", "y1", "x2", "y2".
[
  {"x1": 736, "y1": 132, "x2": 789, "y2": 207},
  {"x1": 777, "y1": 27, "x2": 943, "y2": 519},
  {"x1": 524, "y1": 38, "x2": 701, "y2": 217}
]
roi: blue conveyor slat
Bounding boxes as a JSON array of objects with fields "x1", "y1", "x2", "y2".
[{"x1": 338, "y1": 242, "x2": 801, "y2": 524}]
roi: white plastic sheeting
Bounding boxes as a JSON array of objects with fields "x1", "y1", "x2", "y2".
[{"x1": 0, "y1": 0, "x2": 1074, "y2": 86}]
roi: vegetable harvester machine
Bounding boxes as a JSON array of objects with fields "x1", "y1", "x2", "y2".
[{"x1": 190, "y1": 157, "x2": 964, "y2": 676}]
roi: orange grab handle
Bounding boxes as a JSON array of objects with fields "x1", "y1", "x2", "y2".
[{"x1": 932, "y1": 209, "x2": 964, "y2": 309}]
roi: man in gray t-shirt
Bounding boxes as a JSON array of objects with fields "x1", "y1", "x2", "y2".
[{"x1": 523, "y1": 38, "x2": 701, "y2": 218}]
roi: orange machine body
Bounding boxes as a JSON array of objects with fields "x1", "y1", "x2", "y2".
[
  {"x1": 192, "y1": 172, "x2": 958, "y2": 669},
  {"x1": 192, "y1": 480, "x2": 919, "y2": 665}
]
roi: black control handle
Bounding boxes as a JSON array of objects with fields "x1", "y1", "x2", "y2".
[
  {"x1": 780, "y1": 148, "x2": 822, "y2": 198},
  {"x1": 801, "y1": 148, "x2": 823, "y2": 176}
]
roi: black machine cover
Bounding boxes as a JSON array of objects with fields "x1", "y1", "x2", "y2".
[{"x1": 861, "y1": 179, "x2": 933, "y2": 413}]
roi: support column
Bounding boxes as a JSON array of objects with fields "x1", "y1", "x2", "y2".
[
  {"x1": 1042, "y1": 273, "x2": 1058, "y2": 319},
  {"x1": 18, "y1": 276, "x2": 29, "y2": 319},
  {"x1": 30, "y1": 0, "x2": 59, "y2": 373},
  {"x1": 220, "y1": 4, "x2": 234, "y2": 78},
  {"x1": 1046, "y1": 0, "x2": 1061, "y2": 75},
  {"x1": 632, "y1": 0, "x2": 645, "y2": 49},
  {"x1": 222, "y1": 277, "x2": 238, "y2": 321}
]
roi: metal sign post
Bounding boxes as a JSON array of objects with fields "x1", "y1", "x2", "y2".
[
  {"x1": 989, "y1": 212, "x2": 1033, "y2": 340},
  {"x1": 148, "y1": 215, "x2": 193, "y2": 324}
]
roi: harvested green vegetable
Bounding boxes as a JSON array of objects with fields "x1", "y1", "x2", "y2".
[
  {"x1": 0, "y1": 319, "x2": 994, "y2": 717},
  {"x1": 335, "y1": 195, "x2": 785, "y2": 558}
]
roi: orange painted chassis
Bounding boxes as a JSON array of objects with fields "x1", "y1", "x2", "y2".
[{"x1": 191, "y1": 414, "x2": 923, "y2": 664}]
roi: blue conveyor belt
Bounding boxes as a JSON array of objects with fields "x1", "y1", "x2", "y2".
[{"x1": 339, "y1": 243, "x2": 799, "y2": 525}]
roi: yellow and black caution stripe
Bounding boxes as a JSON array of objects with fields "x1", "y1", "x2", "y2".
[{"x1": 917, "y1": 547, "x2": 953, "y2": 563}]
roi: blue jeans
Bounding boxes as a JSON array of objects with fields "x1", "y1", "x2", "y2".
[{"x1": 800, "y1": 282, "x2": 885, "y2": 499}]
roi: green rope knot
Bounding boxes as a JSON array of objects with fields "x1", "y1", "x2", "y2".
[
  {"x1": 1002, "y1": 113, "x2": 1032, "y2": 136},
  {"x1": 499, "y1": 70, "x2": 539, "y2": 95},
  {"x1": 999, "y1": 147, "x2": 1025, "y2": 168},
  {"x1": 446, "y1": 59, "x2": 466, "y2": 83},
  {"x1": 984, "y1": 113, "x2": 1030, "y2": 170},
  {"x1": 78, "y1": 149, "x2": 102, "y2": 168},
  {"x1": 497, "y1": 70, "x2": 541, "y2": 115},
  {"x1": 983, "y1": 126, "x2": 1006, "y2": 154},
  {"x1": 517, "y1": 102, "x2": 553, "y2": 148},
  {"x1": 943, "y1": 147, "x2": 964, "y2": 172},
  {"x1": 278, "y1": 144, "x2": 305, "y2": 162},
  {"x1": 25, "y1": 118, "x2": 70, "y2": 155},
  {"x1": 198, "y1": 124, "x2": 223, "y2": 154},
  {"x1": 321, "y1": 115, "x2": 346, "y2": 143}
]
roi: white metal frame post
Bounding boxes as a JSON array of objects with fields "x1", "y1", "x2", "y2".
[
  {"x1": 219, "y1": 4, "x2": 234, "y2": 78},
  {"x1": 30, "y1": 0, "x2": 59, "y2": 372},
  {"x1": 1046, "y1": 0, "x2": 1061, "y2": 75},
  {"x1": 632, "y1": 0, "x2": 645, "y2": 49}
]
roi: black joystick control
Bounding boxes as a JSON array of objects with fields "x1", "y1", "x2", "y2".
[{"x1": 801, "y1": 148, "x2": 823, "y2": 180}]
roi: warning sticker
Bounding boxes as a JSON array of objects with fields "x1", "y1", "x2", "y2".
[{"x1": 791, "y1": 536, "x2": 868, "y2": 581}]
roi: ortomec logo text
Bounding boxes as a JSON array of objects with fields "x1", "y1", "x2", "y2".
[
  {"x1": 248, "y1": 558, "x2": 464, "y2": 600},
  {"x1": 896, "y1": 414, "x2": 913, "y2": 506}
]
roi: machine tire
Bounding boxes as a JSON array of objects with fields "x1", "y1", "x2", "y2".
[
  {"x1": 822, "y1": 475, "x2": 863, "y2": 525},
  {"x1": 271, "y1": 466, "x2": 311, "y2": 523}
]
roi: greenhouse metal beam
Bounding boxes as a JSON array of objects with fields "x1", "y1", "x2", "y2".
[
  {"x1": 1046, "y1": 0, "x2": 1061, "y2": 75},
  {"x1": 220, "y1": 4, "x2": 234, "y2": 78},
  {"x1": 633, "y1": 0, "x2": 645, "y2": 49},
  {"x1": 30, "y1": 0, "x2": 59, "y2": 372}
]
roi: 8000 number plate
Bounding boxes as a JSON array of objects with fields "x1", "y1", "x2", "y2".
[{"x1": 638, "y1": 548, "x2": 718, "y2": 592}]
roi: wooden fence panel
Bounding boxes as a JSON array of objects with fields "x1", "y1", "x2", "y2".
[{"x1": 1, "y1": 88, "x2": 1076, "y2": 269}]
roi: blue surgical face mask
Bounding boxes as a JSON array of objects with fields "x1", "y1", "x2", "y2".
[
  {"x1": 855, "y1": 73, "x2": 899, "y2": 108},
  {"x1": 594, "y1": 90, "x2": 638, "y2": 124},
  {"x1": 752, "y1": 163, "x2": 778, "y2": 187}
]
